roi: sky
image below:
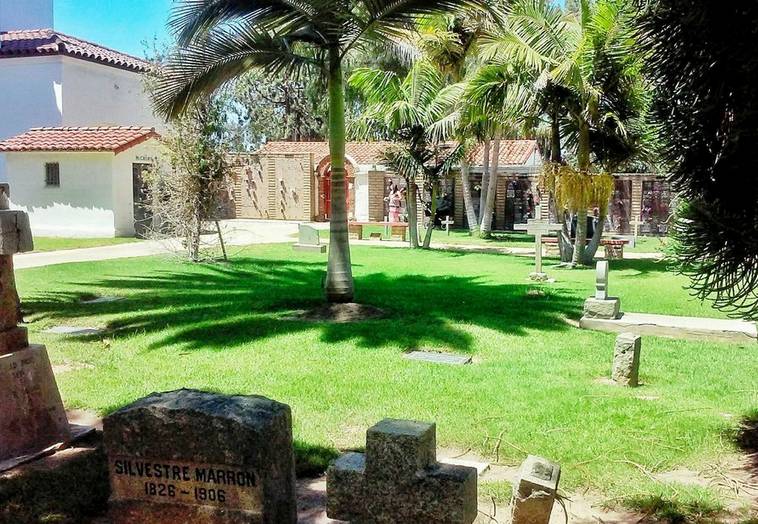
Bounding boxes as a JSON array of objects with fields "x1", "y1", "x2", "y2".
[
  {"x1": 55, "y1": 0, "x2": 174, "y2": 58},
  {"x1": 54, "y1": 0, "x2": 567, "y2": 59}
]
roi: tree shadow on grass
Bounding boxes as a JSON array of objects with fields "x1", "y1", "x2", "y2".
[{"x1": 22, "y1": 256, "x2": 578, "y2": 354}]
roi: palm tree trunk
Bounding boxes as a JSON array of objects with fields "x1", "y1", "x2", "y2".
[
  {"x1": 325, "y1": 49, "x2": 354, "y2": 303},
  {"x1": 406, "y1": 177, "x2": 420, "y2": 248},
  {"x1": 549, "y1": 106, "x2": 573, "y2": 262},
  {"x1": 480, "y1": 137, "x2": 500, "y2": 238},
  {"x1": 550, "y1": 108, "x2": 562, "y2": 164},
  {"x1": 478, "y1": 140, "x2": 490, "y2": 225},
  {"x1": 460, "y1": 158, "x2": 478, "y2": 234},
  {"x1": 571, "y1": 121, "x2": 591, "y2": 265},
  {"x1": 422, "y1": 178, "x2": 439, "y2": 249},
  {"x1": 583, "y1": 208, "x2": 606, "y2": 264}
]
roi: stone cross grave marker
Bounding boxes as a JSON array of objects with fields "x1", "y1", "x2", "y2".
[
  {"x1": 583, "y1": 260, "x2": 621, "y2": 319},
  {"x1": 327, "y1": 418, "x2": 478, "y2": 523},
  {"x1": 612, "y1": 332, "x2": 642, "y2": 387},
  {"x1": 293, "y1": 224, "x2": 326, "y2": 253},
  {"x1": 0, "y1": 196, "x2": 73, "y2": 472},
  {"x1": 514, "y1": 215, "x2": 563, "y2": 276},
  {"x1": 103, "y1": 389, "x2": 297, "y2": 524},
  {"x1": 442, "y1": 216, "x2": 455, "y2": 236},
  {"x1": 596, "y1": 260, "x2": 609, "y2": 300},
  {"x1": 511, "y1": 455, "x2": 561, "y2": 524}
]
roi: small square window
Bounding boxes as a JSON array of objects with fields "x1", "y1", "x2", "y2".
[{"x1": 45, "y1": 163, "x2": 60, "y2": 187}]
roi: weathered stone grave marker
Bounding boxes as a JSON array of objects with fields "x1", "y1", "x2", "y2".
[
  {"x1": 103, "y1": 389, "x2": 297, "y2": 523},
  {"x1": 612, "y1": 332, "x2": 642, "y2": 387},
  {"x1": 514, "y1": 211, "x2": 563, "y2": 279},
  {"x1": 293, "y1": 224, "x2": 326, "y2": 253},
  {"x1": 327, "y1": 418, "x2": 478, "y2": 523},
  {"x1": 0, "y1": 197, "x2": 73, "y2": 471},
  {"x1": 511, "y1": 455, "x2": 561, "y2": 524},
  {"x1": 583, "y1": 260, "x2": 621, "y2": 319}
]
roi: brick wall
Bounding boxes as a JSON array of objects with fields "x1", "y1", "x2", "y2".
[{"x1": 368, "y1": 171, "x2": 386, "y2": 222}]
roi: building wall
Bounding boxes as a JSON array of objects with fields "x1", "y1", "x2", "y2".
[
  {"x1": 367, "y1": 171, "x2": 386, "y2": 222},
  {"x1": 111, "y1": 140, "x2": 160, "y2": 236},
  {"x1": 6, "y1": 151, "x2": 116, "y2": 237},
  {"x1": 0, "y1": 57, "x2": 64, "y2": 181},
  {"x1": 61, "y1": 58, "x2": 162, "y2": 130},
  {"x1": 354, "y1": 171, "x2": 369, "y2": 221}
]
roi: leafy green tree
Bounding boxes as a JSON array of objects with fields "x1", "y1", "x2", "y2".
[
  {"x1": 640, "y1": 2, "x2": 758, "y2": 318},
  {"x1": 152, "y1": 0, "x2": 489, "y2": 303}
]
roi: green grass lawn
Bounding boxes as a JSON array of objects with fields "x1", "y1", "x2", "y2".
[
  {"x1": 32, "y1": 237, "x2": 141, "y2": 252},
  {"x1": 16, "y1": 245, "x2": 756, "y2": 521}
]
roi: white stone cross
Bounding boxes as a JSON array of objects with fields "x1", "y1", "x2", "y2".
[
  {"x1": 514, "y1": 218, "x2": 563, "y2": 275},
  {"x1": 441, "y1": 216, "x2": 454, "y2": 236},
  {"x1": 630, "y1": 218, "x2": 644, "y2": 239}
]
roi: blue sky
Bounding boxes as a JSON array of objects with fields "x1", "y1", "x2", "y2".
[
  {"x1": 56, "y1": 0, "x2": 174, "y2": 58},
  {"x1": 54, "y1": 0, "x2": 567, "y2": 59}
]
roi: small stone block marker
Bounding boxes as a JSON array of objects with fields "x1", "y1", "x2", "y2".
[
  {"x1": 293, "y1": 224, "x2": 326, "y2": 253},
  {"x1": 612, "y1": 332, "x2": 642, "y2": 387},
  {"x1": 103, "y1": 389, "x2": 297, "y2": 524},
  {"x1": 583, "y1": 260, "x2": 621, "y2": 319},
  {"x1": 327, "y1": 419, "x2": 478, "y2": 523},
  {"x1": 511, "y1": 455, "x2": 561, "y2": 524}
]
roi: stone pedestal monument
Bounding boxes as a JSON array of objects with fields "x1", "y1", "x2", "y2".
[
  {"x1": 583, "y1": 260, "x2": 621, "y2": 319},
  {"x1": 0, "y1": 197, "x2": 72, "y2": 471}
]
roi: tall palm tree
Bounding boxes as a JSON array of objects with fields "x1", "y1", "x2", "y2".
[{"x1": 153, "y1": 0, "x2": 490, "y2": 303}]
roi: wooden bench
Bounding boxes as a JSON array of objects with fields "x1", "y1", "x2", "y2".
[
  {"x1": 349, "y1": 222, "x2": 409, "y2": 242},
  {"x1": 541, "y1": 237, "x2": 630, "y2": 260}
]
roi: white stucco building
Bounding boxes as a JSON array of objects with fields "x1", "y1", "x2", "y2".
[
  {"x1": 0, "y1": 127, "x2": 161, "y2": 237},
  {"x1": 0, "y1": 0, "x2": 164, "y2": 236}
]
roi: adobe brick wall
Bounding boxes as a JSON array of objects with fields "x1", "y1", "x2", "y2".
[{"x1": 368, "y1": 171, "x2": 386, "y2": 222}]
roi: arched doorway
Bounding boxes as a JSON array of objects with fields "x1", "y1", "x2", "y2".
[{"x1": 317, "y1": 157, "x2": 356, "y2": 221}]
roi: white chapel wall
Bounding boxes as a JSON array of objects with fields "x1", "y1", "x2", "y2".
[
  {"x1": 6, "y1": 151, "x2": 117, "y2": 237},
  {"x1": 0, "y1": 56, "x2": 64, "y2": 181},
  {"x1": 61, "y1": 57, "x2": 163, "y2": 131}
]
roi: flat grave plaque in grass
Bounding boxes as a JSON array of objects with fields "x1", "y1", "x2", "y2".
[
  {"x1": 405, "y1": 351, "x2": 472, "y2": 366},
  {"x1": 44, "y1": 326, "x2": 104, "y2": 336}
]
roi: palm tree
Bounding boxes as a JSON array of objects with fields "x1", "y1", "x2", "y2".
[
  {"x1": 350, "y1": 60, "x2": 464, "y2": 248},
  {"x1": 479, "y1": 0, "x2": 647, "y2": 264},
  {"x1": 153, "y1": 0, "x2": 490, "y2": 303}
]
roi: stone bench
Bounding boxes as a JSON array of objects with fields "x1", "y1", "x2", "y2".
[{"x1": 349, "y1": 222, "x2": 409, "y2": 242}]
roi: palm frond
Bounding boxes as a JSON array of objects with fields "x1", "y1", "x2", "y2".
[
  {"x1": 154, "y1": 26, "x2": 317, "y2": 119},
  {"x1": 170, "y1": 0, "x2": 321, "y2": 45}
]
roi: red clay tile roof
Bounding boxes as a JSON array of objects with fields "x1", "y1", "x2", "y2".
[
  {"x1": 469, "y1": 140, "x2": 539, "y2": 167},
  {"x1": 0, "y1": 127, "x2": 160, "y2": 154},
  {"x1": 258, "y1": 139, "x2": 539, "y2": 167},
  {"x1": 257, "y1": 141, "x2": 396, "y2": 166},
  {"x1": 0, "y1": 29, "x2": 150, "y2": 72}
]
